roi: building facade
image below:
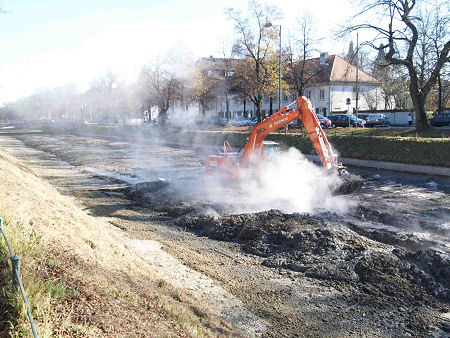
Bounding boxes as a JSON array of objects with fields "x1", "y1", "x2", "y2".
[{"x1": 196, "y1": 53, "x2": 388, "y2": 118}]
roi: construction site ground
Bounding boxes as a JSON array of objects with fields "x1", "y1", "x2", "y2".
[{"x1": 0, "y1": 124, "x2": 449, "y2": 337}]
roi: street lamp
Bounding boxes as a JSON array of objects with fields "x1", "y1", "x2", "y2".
[{"x1": 264, "y1": 22, "x2": 282, "y2": 110}]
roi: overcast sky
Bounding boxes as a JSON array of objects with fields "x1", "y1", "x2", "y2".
[{"x1": 0, "y1": 0, "x2": 358, "y2": 103}]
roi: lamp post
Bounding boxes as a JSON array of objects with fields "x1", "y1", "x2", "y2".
[{"x1": 265, "y1": 22, "x2": 282, "y2": 110}]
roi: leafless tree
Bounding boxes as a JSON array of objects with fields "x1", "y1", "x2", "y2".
[
  {"x1": 138, "y1": 54, "x2": 182, "y2": 126},
  {"x1": 284, "y1": 12, "x2": 321, "y2": 98},
  {"x1": 340, "y1": 0, "x2": 450, "y2": 130}
]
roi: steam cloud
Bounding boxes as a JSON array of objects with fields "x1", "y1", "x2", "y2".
[{"x1": 200, "y1": 147, "x2": 352, "y2": 214}]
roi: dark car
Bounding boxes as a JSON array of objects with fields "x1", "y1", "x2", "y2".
[
  {"x1": 364, "y1": 113, "x2": 390, "y2": 127},
  {"x1": 316, "y1": 113, "x2": 332, "y2": 128},
  {"x1": 328, "y1": 114, "x2": 366, "y2": 127},
  {"x1": 429, "y1": 112, "x2": 450, "y2": 127},
  {"x1": 357, "y1": 114, "x2": 369, "y2": 120}
]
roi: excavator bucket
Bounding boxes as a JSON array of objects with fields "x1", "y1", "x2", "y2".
[{"x1": 334, "y1": 170, "x2": 365, "y2": 195}]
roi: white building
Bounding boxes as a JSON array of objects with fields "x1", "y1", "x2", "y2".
[{"x1": 198, "y1": 53, "x2": 387, "y2": 118}]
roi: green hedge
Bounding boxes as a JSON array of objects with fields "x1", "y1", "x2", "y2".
[{"x1": 182, "y1": 130, "x2": 450, "y2": 167}]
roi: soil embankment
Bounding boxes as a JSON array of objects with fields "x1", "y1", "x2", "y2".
[{"x1": 0, "y1": 148, "x2": 236, "y2": 337}]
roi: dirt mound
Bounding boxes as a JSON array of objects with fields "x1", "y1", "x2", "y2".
[
  {"x1": 176, "y1": 209, "x2": 449, "y2": 303},
  {"x1": 126, "y1": 182, "x2": 450, "y2": 304}
]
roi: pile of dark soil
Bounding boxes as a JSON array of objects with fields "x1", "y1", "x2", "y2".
[
  {"x1": 177, "y1": 210, "x2": 449, "y2": 301},
  {"x1": 125, "y1": 181, "x2": 450, "y2": 305}
]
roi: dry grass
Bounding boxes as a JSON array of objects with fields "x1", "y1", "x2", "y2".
[{"x1": 0, "y1": 149, "x2": 235, "y2": 337}]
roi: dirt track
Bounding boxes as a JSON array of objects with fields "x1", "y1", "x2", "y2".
[{"x1": 0, "y1": 124, "x2": 449, "y2": 337}]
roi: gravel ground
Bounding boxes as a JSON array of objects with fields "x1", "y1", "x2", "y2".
[{"x1": 0, "y1": 125, "x2": 449, "y2": 337}]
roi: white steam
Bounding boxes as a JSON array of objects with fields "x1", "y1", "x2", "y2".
[{"x1": 200, "y1": 147, "x2": 353, "y2": 214}]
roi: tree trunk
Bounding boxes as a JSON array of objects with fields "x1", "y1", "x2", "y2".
[
  {"x1": 409, "y1": 73, "x2": 430, "y2": 130},
  {"x1": 226, "y1": 96, "x2": 230, "y2": 123},
  {"x1": 269, "y1": 97, "x2": 273, "y2": 116},
  {"x1": 159, "y1": 108, "x2": 168, "y2": 126},
  {"x1": 243, "y1": 99, "x2": 247, "y2": 118},
  {"x1": 410, "y1": 92, "x2": 429, "y2": 130},
  {"x1": 257, "y1": 94, "x2": 262, "y2": 122},
  {"x1": 438, "y1": 74, "x2": 442, "y2": 114}
]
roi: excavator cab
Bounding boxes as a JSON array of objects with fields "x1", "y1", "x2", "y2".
[
  {"x1": 206, "y1": 141, "x2": 241, "y2": 178},
  {"x1": 262, "y1": 141, "x2": 279, "y2": 160}
]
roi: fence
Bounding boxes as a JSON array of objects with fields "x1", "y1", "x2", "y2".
[{"x1": 0, "y1": 217, "x2": 38, "y2": 338}]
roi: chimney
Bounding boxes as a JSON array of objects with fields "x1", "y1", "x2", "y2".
[{"x1": 319, "y1": 52, "x2": 329, "y2": 65}]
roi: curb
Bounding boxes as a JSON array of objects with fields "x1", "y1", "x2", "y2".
[{"x1": 304, "y1": 155, "x2": 450, "y2": 176}]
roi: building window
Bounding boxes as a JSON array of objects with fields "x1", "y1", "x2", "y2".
[
  {"x1": 319, "y1": 90, "x2": 325, "y2": 101},
  {"x1": 322, "y1": 108, "x2": 327, "y2": 115},
  {"x1": 306, "y1": 90, "x2": 312, "y2": 99},
  {"x1": 283, "y1": 93, "x2": 288, "y2": 101}
]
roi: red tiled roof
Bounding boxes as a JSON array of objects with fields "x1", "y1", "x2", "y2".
[
  {"x1": 289, "y1": 54, "x2": 378, "y2": 84},
  {"x1": 329, "y1": 55, "x2": 378, "y2": 83}
]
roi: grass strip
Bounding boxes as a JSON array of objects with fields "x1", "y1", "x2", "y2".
[
  {"x1": 182, "y1": 130, "x2": 450, "y2": 167},
  {"x1": 0, "y1": 215, "x2": 86, "y2": 337}
]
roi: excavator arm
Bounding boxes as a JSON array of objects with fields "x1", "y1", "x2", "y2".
[{"x1": 241, "y1": 97, "x2": 338, "y2": 169}]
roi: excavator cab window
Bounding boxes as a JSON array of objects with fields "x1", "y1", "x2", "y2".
[{"x1": 262, "y1": 141, "x2": 279, "y2": 158}]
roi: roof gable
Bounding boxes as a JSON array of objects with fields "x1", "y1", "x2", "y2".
[
  {"x1": 329, "y1": 55, "x2": 378, "y2": 83},
  {"x1": 287, "y1": 54, "x2": 378, "y2": 84}
]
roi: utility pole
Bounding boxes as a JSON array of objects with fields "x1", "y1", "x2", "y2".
[
  {"x1": 278, "y1": 25, "x2": 282, "y2": 111},
  {"x1": 355, "y1": 33, "x2": 359, "y2": 125}
]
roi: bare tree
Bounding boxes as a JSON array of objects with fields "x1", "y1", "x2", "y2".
[
  {"x1": 138, "y1": 54, "x2": 182, "y2": 126},
  {"x1": 341, "y1": 0, "x2": 450, "y2": 130},
  {"x1": 284, "y1": 13, "x2": 320, "y2": 97},
  {"x1": 228, "y1": 0, "x2": 282, "y2": 122},
  {"x1": 427, "y1": 6, "x2": 450, "y2": 114}
]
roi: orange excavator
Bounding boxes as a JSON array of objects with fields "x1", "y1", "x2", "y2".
[{"x1": 205, "y1": 96, "x2": 363, "y2": 194}]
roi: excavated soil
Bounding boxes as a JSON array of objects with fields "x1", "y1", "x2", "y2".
[
  {"x1": 1, "y1": 125, "x2": 449, "y2": 337},
  {"x1": 123, "y1": 177, "x2": 450, "y2": 335},
  {"x1": 126, "y1": 183, "x2": 449, "y2": 300}
]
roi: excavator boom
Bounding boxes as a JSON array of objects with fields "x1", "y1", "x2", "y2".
[
  {"x1": 205, "y1": 96, "x2": 363, "y2": 194},
  {"x1": 241, "y1": 97, "x2": 338, "y2": 169}
]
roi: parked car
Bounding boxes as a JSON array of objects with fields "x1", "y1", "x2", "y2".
[
  {"x1": 429, "y1": 112, "x2": 450, "y2": 127},
  {"x1": 316, "y1": 114, "x2": 332, "y2": 128},
  {"x1": 328, "y1": 114, "x2": 366, "y2": 127},
  {"x1": 195, "y1": 116, "x2": 227, "y2": 127},
  {"x1": 363, "y1": 113, "x2": 390, "y2": 127},
  {"x1": 357, "y1": 114, "x2": 369, "y2": 120},
  {"x1": 248, "y1": 116, "x2": 258, "y2": 126}
]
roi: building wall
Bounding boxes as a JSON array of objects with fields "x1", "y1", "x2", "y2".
[
  {"x1": 329, "y1": 84, "x2": 385, "y2": 113},
  {"x1": 199, "y1": 84, "x2": 387, "y2": 118}
]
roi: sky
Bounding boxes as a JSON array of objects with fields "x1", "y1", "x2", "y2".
[{"x1": 0, "y1": 0, "x2": 359, "y2": 103}]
